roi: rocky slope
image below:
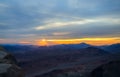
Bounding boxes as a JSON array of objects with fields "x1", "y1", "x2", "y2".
[
  {"x1": 90, "y1": 60, "x2": 120, "y2": 77},
  {"x1": 0, "y1": 46, "x2": 24, "y2": 77}
]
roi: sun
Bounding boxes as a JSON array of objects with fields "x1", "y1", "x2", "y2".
[{"x1": 37, "y1": 39, "x2": 48, "y2": 46}]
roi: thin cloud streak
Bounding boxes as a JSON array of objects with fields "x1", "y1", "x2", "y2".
[
  {"x1": 35, "y1": 18, "x2": 120, "y2": 30},
  {"x1": 52, "y1": 32, "x2": 70, "y2": 36}
]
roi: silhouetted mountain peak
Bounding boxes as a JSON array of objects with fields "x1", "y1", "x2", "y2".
[
  {"x1": 80, "y1": 42, "x2": 88, "y2": 44},
  {"x1": 78, "y1": 42, "x2": 90, "y2": 46}
]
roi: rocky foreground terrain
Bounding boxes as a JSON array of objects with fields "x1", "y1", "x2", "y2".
[{"x1": 0, "y1": 46, "x2": 24, "y2": 77}]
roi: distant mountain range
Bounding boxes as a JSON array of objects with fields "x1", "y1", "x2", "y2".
[
  {"x1": 99, "y1": 43, "x2": 120, "y2": 53},
  {"x1": 0, "y1": 43, "x2": 120, "y2": 77},
  {"x1": 1, "y1": 43, "x2": 120, "y2": 53},
  {"x1": 50, "y1": 42, "x2": 91, "y2": 49}
]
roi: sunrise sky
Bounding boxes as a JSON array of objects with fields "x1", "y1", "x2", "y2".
[{"x1": 0, "y1": 0, "x2": 120, "y2": 46}]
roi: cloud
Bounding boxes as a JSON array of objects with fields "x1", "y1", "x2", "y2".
[
  {"x1": 18, "y1": 41, "x2": 31, "y2": 44},
  {"x1": 35, "y1": 17, "x2": 120, "y2": 30},
  {"x1": 0, "y1": 0, "x2": 120, "y2": 44},
  {"x1": 0, "y1": 3, "x2": 9, "y2": 8},
  {"x1": 68, "y1": 0, "x2": 98, "y2": 9},
  {"x1": 52, "y1": 32, "x2": 70, "y2": 36}
]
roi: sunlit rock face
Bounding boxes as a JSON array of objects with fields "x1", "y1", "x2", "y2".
[
  {"x1": 0, "y1": 46, "x2": 24, "y2": 77},
  {"x1": 90, "y1": 61, "x2": 120, "y2": 77}
]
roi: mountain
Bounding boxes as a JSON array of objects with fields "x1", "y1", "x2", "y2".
[
  {"x1": 50, "y1": 42, "x2": 91, "y2": 50},
  {"x1": 1, "y1": 43, "x2": 114, "y2": 77},
  {"x1": 1, "y1": 43, "x2": 91, "y2": 52},
  {"x1": 1, "y1": 43, "x2": 119, "y2": 77},
  {"x1": 100, "y1": 43, "x2": 120, "y2": 53},
  {"x1": 30, "y1": 47, "x2": 109, "y2": 77},
  {"x1": 78, "y1": 47, "x2": 109, "y2": 56},
  {"x1": 19, "y1": 47, "x2": 109, "y2": 77}
]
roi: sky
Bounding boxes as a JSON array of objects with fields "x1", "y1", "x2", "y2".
[{"x1": 0, "y1": 0, "x2": 120, "y2": 46}]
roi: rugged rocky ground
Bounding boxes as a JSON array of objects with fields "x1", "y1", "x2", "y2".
[{"x1": 0, "y1": 46, "x2": 24, "y2": 77}]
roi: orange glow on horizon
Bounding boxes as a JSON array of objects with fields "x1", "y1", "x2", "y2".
[
  {"x1": 37, "y1": 39, "x2": 48, "y2": 46},
  {"x1": 19, "y1": 41, "x2": 31, "y2": 44},
  {"x1": 36, "y1": 38, "x2": 120, "y2": 46}
]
